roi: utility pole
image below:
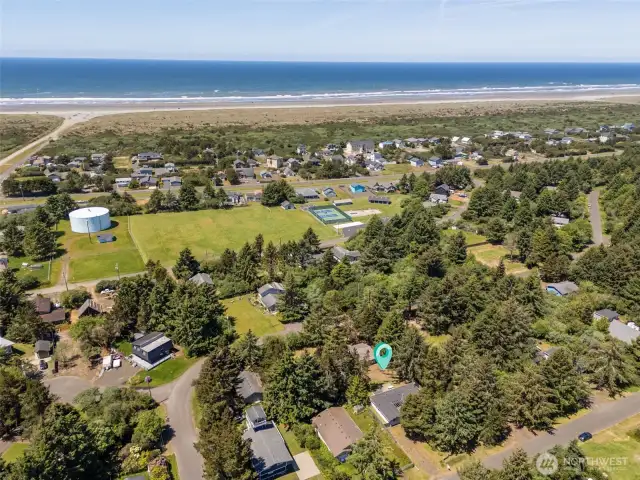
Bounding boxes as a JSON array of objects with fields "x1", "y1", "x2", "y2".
[
  {"x1": 62, "y1": 268, "x2": 69, "y2": 292},
  {"x1": 115, "y1": 263, "x2": 120, "y2": 281},
  {"x1": 86, "y1": 219, "x2": 92, "y2": 243}
]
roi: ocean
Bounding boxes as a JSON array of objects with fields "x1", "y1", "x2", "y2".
[{"x1": 1, "y1": 58, "x2": 640, "y2": 106}]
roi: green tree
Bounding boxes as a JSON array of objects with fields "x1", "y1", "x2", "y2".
[
  {"x1": 179, "y1": 181, "x2": 199, "y2": 211},
  {"x1": 348, "y1": 429, "x2": 398, "y2": 480},
  {"x1": 539, "y1": 253, "x2": 570, "y2": 282},
  {"x1": 485, "y1": 218, "x2": 507, "y2": 244},
  {"x1": 173, "y1": 247, "x2": 200, "y2": 281},
  {"x1": 300, "y1": 227, "x2": 320, "y2": 254},
  {"x1": 263, "y1": 241, "x2": 279, "y2": 281},
  {"x1": 146, "y1": 189, "x2": 165, "y2": 213},
  {"x1": 446, "y1": 231, "x2": 467, "y2": 264},
  {"x1": 195, "y1": 344, "x2": 242, "y2": 420},
  {"x1": 400, "y1": 390, "x2": 436, "y2": 441},
  {"x1": 541, "y1": 348, "x2": 590, "y2": 417},
  {"x1": 506, "y1": 365, "x2": 556, "y2": 431},
  {"x1": 5, "y1": 304, "x2": 52, "y2": 344},
  {"x1": 261, "y1": 180, "x2": 295, "y2": 206},
  {"x1": 0, "y1": 269, "x2": 25, "y2": 335},
  {"x1": 278, "y1": 272, "x2": 309, "y2": 323},
  {"x1": 131, "y1": 410, "x2": 164, "y2": 449},
  {"x1": 44, "y1": 193, "x2": 78, "y2": 224},
  {"x1": 375, "y1": 310, "x2": 406, "y2": 349},
  {"x1": 346, "y1": 374, "x2": 371, "y2": 408},
  {"x1": 434, "y1": 390, "x2": 480, "y2": 454},
  {"x1": 588, "y1": 340, "x2": 635, "y2": 397},
  {"x1": 1, "y1": 218, "x2": 25, "y2": 256},
  {"x1": 459, "y1": 460, "x2": 494, "y2": 480},
  {"x1": 499, "y1": 448, "x2": 533, "y2": 480},
  {"x1": 233, "y1": 330, "x2": 263, "y2": 370},
  {"x1": 23, "y1": 220, "x2": 56, "y2": 261}
]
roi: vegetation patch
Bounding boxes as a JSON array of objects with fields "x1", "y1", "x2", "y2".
[
  {"x1": 1, "y1": 442, "x2": 30, "y2": 463},
  {"x1": 0, "y1": 114, "x2": 62, "y2": 158},
  {"x1": 130, "y1": 356, "x2": 199, "y2": 387},
  {"x1": 222, "y1": 294, "x2": 284, "y2": 337}
]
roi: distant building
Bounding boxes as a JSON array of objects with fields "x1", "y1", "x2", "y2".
[
  {"x1": 409, "y1": 157, "x2": 424, "y2": 167},
  {"x1": 348, "y1": 343, "x2": 374, "y2": 364},
  {"x1": 188, "y1": 273, "x2": 214, "y2": 286},
  {"x1": 368, "y1": 196, "x2": 391, "y2": 205},
  {"x1": 609, "y1": 320, "x2": 640, "y2": 344},
  {"x1": 77, "y1": 299, "x2": 103, "y2": 318},
  {"x1": 429, "y1": 193, "x2": 448, "y2": 204},
  {"x1": 258, "y1": 282, "x2": 286, "y2": 312},
  {"x1": 296, "y1": 144, "x2": 307, "y2": 155},
  {"x1": 332, "y1": 246, "x2": 360, "y2": 263},
  {"x1": 131, "y1": 332, "x2": 173, "y2": 370},
  {"x1": 322, "y1": 187, "x2": 337, "y2": 197},
  {"x1": 0, "y1": 336, "x2": 14, "y2": 355},
  {"x1": 312, "y1": 407, "x2": 363, "y2": 462},
  {"x1": 137, "y1": 152, "x2": 163, "y2": 161},
  {"x1": 35, "y1": 340, "x2": 52, "y2": 360},
  {"x1": 266, "y1": 156, "x2": 283, "y2": 169},
  {"x1": 295, "y1": 188, "x2": 320, "y2": 200},
  {"x1": 428, "y1": 157, "x2": 443, "y2": 168},
  {"x1": 434, "y1": 184, "x2": 452, "y2": 196},
  {"x1": 334, "y1": 221, "x2": 366, "y2": 239},
  {"x1": 350, "y1": 184, "x2": 366, "y2": 194},
  {"x1": 370, "y1": 383, "x2": 420, "y2": 426},
  {"x1": 246, "y1": 404, "x2": 269, "y2": 431},
  {"x1": 280, "y1": 200, "x2": 295, "y2": 211},
  {"x1": 593, "y1": 309, "x2": 620, "y2": 322},
  {"x1": 546, "y1": 281, "x2": 579, "y2": 297},
  {"x1": 34, "y1": 296, "x2": 66, "y2": 325},
  {"x1": 345, "y1": 140, "x2": 375, "y2": 155},
  {"x1": 551, "y1": 216, "x2": 570, "y2": 227}
]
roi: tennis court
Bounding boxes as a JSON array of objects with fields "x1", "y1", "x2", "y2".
[{"x1": 308, "y1": 205, "x2": 353, "y2": 225}]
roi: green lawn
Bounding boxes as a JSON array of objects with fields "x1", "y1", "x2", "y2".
[
  {"x1": 130, "y1": 356, "x2": 199, "y2": 387},
  {"x1": 468, "y1": 244, "x2": 528, "y2": 274},
  {"x1": 1, "y1": 442, "x2": 29, "y2": 463},
  {"x1": 278, "y1": 425, "x2": 306, "y2": 456},
  {"x1": 114, "y1": 340, "x2": 133, "y2": 356},
  {"x1": 349, "y1": 408, "x2": 412, "y2": 468},
  {"x1": 223, "y1": 295, "x2": 284, "y2": 337},
  {"x1": 60, "y1": 217, "x2": 145, "y2": 282},
  {"x1": 166, "y1": 453, "x2": 180, "y2": 480},
  {"x1": 581, "y1": 414, "x2": 640, "y2": 480},
  {"x1": 11, "y1": 342, "x2": 35, "y2": 358},
  {"x1": 129, "y1": 204, "x2": 339, "y2": 265},
  {"x1": 441, "y1": 228, "x2": 487, "y2": 246},
  {"x1": 7, "y1": 253, "x2": 61, "y2": 288}
]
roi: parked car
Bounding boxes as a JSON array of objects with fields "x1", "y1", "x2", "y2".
[
  {"x1": 578, "y1": 432, "x2": 592, "y2": 442},
  {"x1": 39, "y1": 360, "x2": 47, "y2": 370}
]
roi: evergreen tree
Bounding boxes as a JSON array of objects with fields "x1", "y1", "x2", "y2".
[
  {"x1": 539, "y1": 253, "x2": 570, "y2": 282},
  {"x1": 173, "y1": 247, "x2": 200, "y2": 281},
  {"x1": 253, "y1": 233, "x2": 264, "y2": 261},
  {"x1": 416, "y1": 247, "x2": 446, "y2": 277},
  {"x1": 506, "y1": 365, "x2": 556, "y2": 431},
  {"x1": 459, "y1": 460, "x2": 494, "y2": 480},
  {"x1": 44, "y1": 193, "x2": 77, "y2": 223},
  {"x1": 360, "y1": 238, "x2": 393, "y2": 273},
  {"x1": 195, "y1": 344, "x2": 242, "y2": 419},
  {"x1": 330, "y1": 259, "x2": 355, "y2": 289},
  {"x1": 319, "y1": 248, "x2": 337, "y2": 276},
  {"x1": 278, "y1": 272, "x2": 309, "y2": 323},
  {"x1": 32, "y1": 205, "x2": 54, "y2": 228},
  {"x1": 233, "y1": 331, "x2": 263, "y2": 371},
  {"x1": 434, "y1": 390, "x2": 480, "y2": 454},
  {"x1": 362, "y1": 215, "x2": 384, "y2": 244},
  {"x1": 499, "y1": 448, "x2": 534, "y2": 480},
  {"x1": 348, "y1": 429, "x2": 398, "y2": 480},
  {"x1": 346, "y1": 373, "x2": 371, "y2": 408},
  {"x1": 588, "y1": 340, "x2": 635, "y2": 397},
  {"x1": 234, "y1": 242, "x2": 258, "y2": 285},
  {"x1": 541, "y1": 348, "x2": 590, "y2": 416},
  {"x1": 375, "y1": 309, "x2": 406, "y2": 349},
  {"x1": 0, "y1": 218, "x2": 24, "y2": 256},
  {"x1": 318, "y1": 328, "x2": 360, "y2": 403},
  {"x1": 0, "y1": 269, "x2": 25, "y2": 335},
  {"x1": 393, "y1": 326, "x2": 428, "y2": 383},
  {"x1": 263, "y1": 241, "x2": 279, "y2": 281},
  {"x1": 146, "y1": 278, "x2": 175, "y2": 332},
  {"x1": 400, "y1": 390, "x2": 436, "y2": 441},
  {"x1": 494, "y1": 258, "x2": 506, "y2": 280},
  {"x1": 23, "y1": 220, "x2": 56, "y2": 261},
  {"x1": 179, "y1": 182, "x2": 199, "y2": 210},
  {"x1": 485, "y1": 218, "x2": 507, "y2": 244},
  {"x1": 446, "y1": 231, "x2": 468, "y2": 265},
  {"x1": 146, "y1": 189, "x2": 165, "y2": 213},
  {"x1": 162, "y1": 190, "x2": 180, "y2": 211},
  {"x1": 300, "y1": 227, "x2": 320, "y2": 254}
]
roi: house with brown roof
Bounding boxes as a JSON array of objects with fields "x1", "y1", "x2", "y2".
[
  {"x1": 312, "y1": 407, "x2": 363, "y2": 462},
  {"x1": 33, "y1": 296, "x2": 66, "y2": 325}
]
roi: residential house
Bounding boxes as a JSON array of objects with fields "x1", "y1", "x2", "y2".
[
  {"x1": 620, "y1": 122, "x2": 636, "y2": 132},
  {"x1": 246, "y1": 404, "x2": 269, "y2": 431},
  {"x1": 295, "y1": 188, "x2": 319, "y2": 200},
  {"x1": 461, "y1": 137, "x2": 472, "y2": 145},
  {"x1": 233, "y1": 159, "x2": 246, "y2": 170},
  {"x1": 368, "y1": 195, "x2": 391, "y2": 205},
  {"x1": 428, "y1": 137, "x2": 441, "y2": 145},
  {"x1": 598, "y1": 125, "x2": 612, "y2": 132},
  {"x1": 0, "y1": 336, "x2": 15, "y2": 355},
  {"x1": 546, "y1": 281, "x2": 579, "y2": 296},
  {"x1": 296, "y1": 144, "x2": 307, "y2": 155},
  {"x1": 535, "y1": 346, "x2": 560, "y2": 363},
  {"x1": 243, "y1": 422, "x2": 294, "y2": 480},
  {"x1": 470, "y1": 151, "x2": 484, "y2": 161},
  {"x1": 599, "y1": 132, "x2": 616, "y2": 144},
  {"x1": 162, "y1": 176, "x2": 182, "y2": 188},
  {"x1": 138, "y1": 167, "x2": 154, "y2": 175},
  {"x1": 350, "y1": 184, "x2": 366, "y2": 194},
  {"x1": 266, "y1": 156, "x2": 283, "y2": 169},
  {"x1": 226, "y1": 192, "x2": 245, "y2": 206},
  {"x1": 371, "y1": 383, "x2": 420, "y2": 426},
  {"x1": 409, "y1": 157, "x2": 424, "y2": 167},
  {"x1": 551, "y1": 216, "x2": 570, "y2": 227},
  {"x1": 164, "y1": 163, "x2": 176, "y2": 172},
  {"x1": 429, "y1": 193, "x2": 448, "y2": 204},
  {"x1": 235, "y1": 168, "x2": 255, "y2": 179},
  {"x1": 280, "y1": 201, "x2": 295, "y2": 211},
  {"x1": 333, "y1": 199, "x2": 353, "y2": 207},
  {"x1": 285, "y1": 158, "x2": 300, "y2": 169},
  {"x1": 368, "y1": 152, "x2": 384, "y2": 162},
  {"x1": 345, "y1": 140, "x2": 375, "y2": 155},
  {"x1": 451, "y1": 136, "x2": 460, "y2": 144},
  {"x1": 260, "y1": 171, "x2": 272, "y2": 179},
  {"x1": 565, "y1": 127, "x2": 586, "y2": 135},
  {"x1": 348, "y1": 343, "x2": 374, "y2": 364},
  {"x1": 322, "y1": 187, "x2": 337, "y2": 197},
  {"x1": 189, "y1": 273, "x2": 214, "y2": 286},
  {"x1": 281, "y1": 167, "x2": 295, "y2": 177},
  {"x1": 593, "y1": 309, "x2": 620, "y2": 322},
  {"x1": 332, "y1": 246, "x2": 361, "y2": 262},
  {"x1": 365, "y1": 160, "x2": 384, "y2": 172},
  {"x1": 490, "y1": 131, "x2": 506, "y2": 139},
  {"x1": 428, "y1": 157, "x2": 443, "y2": 168},
  {"x1": 138, "y1": 152, "x2": 163, "y2": 161},
  {"x1": 510, "y1": 191, "x2": 522, "y2": 201},
  {"x1": 544, "y1": 128, "x2": 560, "y2": 135},
  {"x1": 371, "y1": 182, "x2": 396, "y2": 194},
  {"x1": 334, "y1": 221, "x2": 366, "y2": 239},
  {"x1": 115, "y1": 178, "x2": 132, "y2": 188},
  {"x1": 35, "y1": 340, "x2": 52, "y2": 360},
  {"x1": 394, "y1": 139, "x2": 405, "y2": 148},
  {"x1": 252, "y1": 148, "x2": 266, "y2": 157},
  {"x1": 378, "y1": 140, "x2": 394, "y2": 149},
  {"x1": 609, "y1": 320, "x2": 640, "y2": 344},
  {"x1": 77, "y1": 299, "x2": 103, "y2": 317},
  {"x1": 237, "y1": 371, "x2": 263, "y2": 404},
  {"x1": 138, "y1": 176, "x2": 158, "y2": 188},
  {"x1": 246, "y1": 191, "x2": 263, "y2": 202},
  {"x1": 546, "y1": 139, "x2": 560, "y2": 147},
  {"x1": 312, "y1": 407, "x2": 364, "y2": 462},
  {"x1": 47, "y1": 173, "x2": 62, "y2": 183},
  {"x1": 561, "y1": 137, "x2": 574, "y2": 145},
  {"x1": 404, "y1": 137, "x2": 419, "y2": 145},
  {"x1": 434, "y1": 184, "x2": 452, "y2": 196},
  {"x1": 131, "y1": 332, "x2": 173, "y2": 369},
  {"x1": 34, "y1": 296, "x2": 66, "y2": 325},
  {"x1": 258, "y1": 282, "x2": 286, "y2": 312},
  {"x1": 91, "y1": 153, "x2": 107, "y2": 163},
  {"x1": 247, "y1": 159, "x2": 258, "y2": 168}
]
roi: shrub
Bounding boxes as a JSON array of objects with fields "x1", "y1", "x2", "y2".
[
  {"x1": 95, "y1": 279, "x2": 119, "y2": 293},
  {"x1": 17, "y1": 274, "x2": 40, "y2": 290},
  {"x1": 629, "y1": 427, "x2": 640, "y2": 442},
  {"x1": 292, "y1": 423, "x2": 321, "y2": 450},
  {"x1": 60, "y1": 288, "x2": 91, "y2": 308}
]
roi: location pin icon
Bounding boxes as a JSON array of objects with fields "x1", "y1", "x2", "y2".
[{"x1": 373, "y1": 342, "x2": 393, "y2": 370}]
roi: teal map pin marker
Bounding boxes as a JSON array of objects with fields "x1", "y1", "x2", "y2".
[{"x1": 373, "y1": 342, "x2": 393, "y2": 370}]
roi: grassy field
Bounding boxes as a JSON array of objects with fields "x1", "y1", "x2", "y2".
[
  {"x1": 278, "y1": 425, "x2": 306, "y2": 456},
  {"x1": 130, "y1": 356, "x2": 199, "y2": 387},
  {"x1": 581, "y1": 414, "x2": 640, "y2": 480},
  {"x1": 7, "y1": 254, "x2": 60, "y2": 288},
  {"x1": 468, "y1": 244, "x2": 528, "y2": 274},
  {"x1": 129, "y1": 204, "x2": 339, "y2": 265},
  {"x1": 60, "y1": 217, "x2": 145, "y2": 282},
  {"x1": 222, "y1": 294, "x2": 284, "y2": 337},
  {"x1": 0, "y1": 114, "x2": 62, "y2": 158},
  {"x1": 1, "y1": 442, "x2": 29, "y2": 463},
  {"x1": 441, "y1": 228, "x2": 487, "y2": 246}
]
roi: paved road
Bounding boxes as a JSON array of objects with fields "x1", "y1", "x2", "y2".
[
  {"x1": 29, "y1": 271, "x2": 145, "y2": 295},
  {"x1": 588, "y1": 190, "x2": 607, "y2": 247},
  {"x1": 440, "y1": 391, "x2": 640, "y2": 479},
  {"x1": 166, "y1": 359, "x2": 206, "y2": 480}
]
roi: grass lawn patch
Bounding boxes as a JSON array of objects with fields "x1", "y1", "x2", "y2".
[
  {"x1": 114, "y1": 156, "x2": 131, "y2": 169},
  {"x1": 7, "y1": 254, "x2": 60, "y2": 288},
  {"x1": 12, "y1": 342, "x2": 35, "y2": 358},
  {"x1": 223, "y1": 294, "x2": 284, "y2": 337},
  {"x1": 130, "y1": 356, "x2": 199, "y2": 387},
  {"x1": 468, "y1": 244, "x2": 527, "y2": 274},
  {"x1": 1, "y1": 442, "x2": 29, "y2": 463},
  {"x1": 441, "y1": 228, "x2": 487, "y2": 246},
  {"x1": 166, "y1": 453, "x2": 180, "y2": 480},
  {"x1": 114, "y1": 340, "x2": 133, "y2": 356},
  {"x1": 403, "y1": 467, "x2": 431, "y2": 479},
  {"x1": 278, "y1": 425, "x2": 306, "y2": 456},
  {"x1": 129, "y1": 205, "x2": 339, "y2": 265},
  {"x1": 60, "y1": 217, "x2": 145, "y2": 282},
  {"x1": 580, "y1": 413, "x2": 640, "y2": 480},
  {"x1": 349, "y1": 408, "x2": 412, "y2": 468}
]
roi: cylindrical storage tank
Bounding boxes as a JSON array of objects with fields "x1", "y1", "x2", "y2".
[{"x1": 69, "y1": 207, "x2": 111, "y2": 233}]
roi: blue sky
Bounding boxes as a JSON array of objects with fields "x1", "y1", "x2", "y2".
[{"x1": 1, "y1": 0, "x2": 639, "y2": 61}]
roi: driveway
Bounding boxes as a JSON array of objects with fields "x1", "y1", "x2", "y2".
[
  {"x1": 293, "y1": 451, "x2": 321, "y2": 480},
  {"x1": 588, "y1": 190, "x2": 607, "y2": 246},
  {"x1": 441, "y1": 391, "x2": 640, "y2": 479},
  {"x1": 44, "y1": 376, "x2": 93, "y2": 403}
]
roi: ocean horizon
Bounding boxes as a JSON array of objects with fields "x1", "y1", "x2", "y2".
[{"x1": 1, "y1": 58, "x2": 640, "y2": 105}]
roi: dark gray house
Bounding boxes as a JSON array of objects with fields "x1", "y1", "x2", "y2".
[
  {"x1": 131, "y1": 332, "x2": 173, "y2": 369},
  {"x1": 370, "y1": 383, "x2": 420, "y2": 426},
  {"x1": 246, "y1": 404, "x2": 269, "y2": 430},
  {"x1": 237, "y1": 371, "x2": 263, "y2": 404},
  {"x1": 243, "y1": 423, "x2": 294, "y2": 480}
]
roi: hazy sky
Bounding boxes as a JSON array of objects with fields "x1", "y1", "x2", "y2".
[{"x1": 2, "y1": 0, "x2": 639, "y2": 61}]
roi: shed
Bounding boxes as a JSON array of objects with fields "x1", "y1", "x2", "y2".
[
  {"x1": 546, "y1": 281, "x2": 579, "y2": 296},
  {"x1": 281, "y1": 201, "x2": 295, "y2": 210},
  {"x1": 368, "y1": 196, "x2": 391, "y2": 205},
  {"x1": 35, "y1": 340, "x2": 52, "y2": 360},
  {"x1": 131, "y1": 332, "x2": 173, "y2": 369},
  {"x1": 243, "y1": 423, "x2": 294, "y2": 480},
  {"x1": 370, "y1": 383, "x2": 420, "y2": 426},
  {"x1": 295, "y1": 188, "x2": 320, "y2": 200},
  {"x1": 551, "y1": 216, "x2": 570, "y2": 227},
  {"x1": 409, "y1": 157, "x2": 424, "y2": 167},
  {"x1": 97, "y1": 233, "x2": 114, "y2": 243},
  {"x1": 0, "y1": 336, "x2": 15, "y2": 354},
  {"x1": 348, "y1": 343, "x2": 374, "y2": 364},
  {"x1": 237, "y1": 370, "x2": 264, "y2": 404},
  {"x1": 434, "y1": 184, "x2": 452, "y2": 196},
  {"x1": 333, "y1": 199, "x2": 353, "y2": 207},
  {"x1": 40, "y1": 308, "x2": 66, "y2": 324},
  {"x1": 312, "y1": 407, "x2": 363, "y2": 462},
  {"x1": 77, "y1": 299, "x2": 103, "y2": 317}
]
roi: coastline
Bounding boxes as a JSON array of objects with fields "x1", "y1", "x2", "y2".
[{"x1": 2, "y1": 89, "x2": 640, "y2": 118}]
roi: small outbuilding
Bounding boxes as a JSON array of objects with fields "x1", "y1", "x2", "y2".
[
  {"x1": 368, "y1": 196, "x2": 391, "y2": 205},
  {"x1": 593, "y1": 309, "x2": 620, "y2": 322},
  {"x1": 332, "y1": 246, "x2": 360, "y2": 263},
  {"x1": 77, "y1": 299, "x2": 104, "y2": 318},
  {"x1": 348, "y1": 343, "x2": 374, "y2": 364},
  {"x1": 350, "y1": 184, "x2": 366, "y2": 194},
  {"x1": 96, "y1": 233, "x2": 114, "y2": 243},
  {"x1": 35, "y1": 340, "x2": 52, "y2": 360},
  {"x1": 237, "y1": 371, "x2": 264, "y2": 404},
  {"x1": 188, "y1": 273, "x2": 214, "y2": 286},
  {"x1": 281, "y1": 201, "x2": 295, "y2": 210}
]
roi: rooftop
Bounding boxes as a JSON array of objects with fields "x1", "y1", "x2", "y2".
[
  {"x1": 243, "y1": 424, "x2": 293, "y2": 475},
  {"x1": 609, "y1": 320, "x2": 640, "y2": 344},
  {"x1": 547, "y1": 281, "x2": 579, "y2": 295},
  {"x1": 371, "y1": 383, "x2": 420, "y2": 423},
  {"x1": 189, "y1": 273, "x2": 214, "y2": 286},
  {"x1": 132, "y1": 332, "x2": 172, "y2": 353},
  {"x1": 246, "y1": 404, "x2": 267, "y2": 425},
  {"x1": 312, "y1": 407, "x2": 363, "y2": 457},
  {"x1": 237, "y1": 371, "x2": 263, "y2": 400}
]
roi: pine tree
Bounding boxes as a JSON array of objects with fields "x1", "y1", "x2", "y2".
[
  {"x1": 400, "y1": 390, "x2": 436, "y2": 441},
  {"x1": 300, "y1": 227, "x2": 320, "y2": 254},
  {"x1": 146, "y1": 189, "x2": 165, "y2": 213},
  {"x1": 263, "y1": 241, "x2": 279, "y2": 281},
  {"x1": 173, "y1": 247, "x2": 200, "y2": 281},
  {"x1": 195, "y1": 344, "x2": 242, "y2": 419},
  {"x1": 539, "y1": 253, "x2": 570, "y2": 282},
  {"x1": 588, "y1": 340, "x2": 635, "y2": 397},
  {"x1": 541, "y1": 347, "x2": 590, "y2": 416},
  {"x1": 23, "y1": 220, "x2": 56, "y2": 261},
  {"x1": 234, "y1": 243, "x2": 258, "y2": 285},
  {"x1": 233, "y1": 331, "x2": 262, "y2": 370},
  {"x1": 0, "y1": 218, "x2": 24, "y2": 256},
  {"x1": 507, "y1": 365, "x2": 556, "y2": 431},
  {"x1": 434, "y1": 390, "x2": 480, "y2": 454},
  {"x1": 494, "y1": 258, "x2": 506, "y2": 280},
  {"x1": 446, "y1": 231, "x2": 467, "y2": 264},
  {"x1": 44, "y1": 193, "x2": 77, "y2": 223},
  {"x1": 348, "y1": 429, "x2": 398, "y2": 480},
  {"x1": 253, "y1": 233, "x2": 264, "y2": 261},
  {"x1": 179, "y1": 182, "x2": 199, "y2": 210},
  {"x1": 146, "y1": 278, "x2": 175, "y2": 333},
  {"x1": 346, "y1": 374, "x2": 371, "y2": 408},
  {"x1": 499, "y1": 448, "x2": 534, "y2": 480},
  {"x1": 163, "y1": 190, "x2": 180, "y2": 211},
  {"x1": 319, "y1": 248, "x2": 337, "y2": 276},
  {"x1": 375, "y1": 309, "x2": 406, "y2": 349},
  {"x1": 459, "y1": 460, "x2": 494, "y2": 480},
  {"x1": 318, "y1": 328, "x2": 360, "y2": 403}
]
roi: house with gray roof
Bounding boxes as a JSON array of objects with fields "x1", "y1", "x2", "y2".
[
  {"x1": 295, "y1": 188, "x2": 320, "y2": 200},
  {"x1": 593, "y1": 309, "x2": 620, "y2": 322},
  {"x1": 608, "y1": 319, "x2": 640, "y2": 344},
  {"x1": 429, "y1": 193, "x2": 448, "y2": 204},
  {"x1": 332, "y1": 246, "x2": 360, "y2": 263},
  {"x1": 78, "y1": 299, "x2": 103, "y2": 318},
  {"x1": 243, "y1": 423, "x2": 294, "y2": 480},
  {"x1": 189, "y1": 273, "x2": 214, "y2": 286},
  {"x1": 131, "y1": 332, "x2": 173, "y2": 369},
  {"x1": 370, "y1": 383, "x2": 420, "y2": 426},
  {"x1": 546, "y1": 281, "x2": 579, "y2": 296},
  {"x1": 345, "y1": 140, "x2": 375, "y2": 155},
  {"x1": 0, "y1": 336, "x2": 15, "y2": 355},
  {"x1": 246, "y1": 404, "x2": 269, "y2": 430},
  {"x1": 312, "y1": 407, "x2": 363, "y2": 462},
  {"x1": 236, "y1": 167, "x2": 255, "y2": 179},
  {"x1": 551, "y1": 216, "x2": 570, "y2": 227},
  {"x1": 258, "y1": 282, "x2": 286, "y2": 312},
  {"x1": 237, "y1": 371, "x2": 263, "y2": 404}
]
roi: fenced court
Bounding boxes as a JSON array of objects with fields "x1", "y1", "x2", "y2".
[{"x1": 307, "y1": 205, "x2": 352, "y2": 225}]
